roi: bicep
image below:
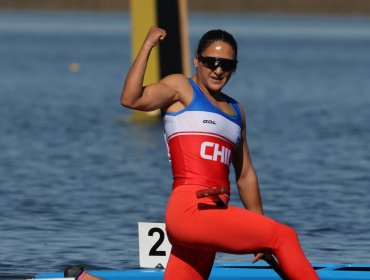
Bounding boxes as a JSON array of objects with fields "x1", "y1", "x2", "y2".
[{"x1": 139, "y1": 81, "x2": 179, "y2": 111}]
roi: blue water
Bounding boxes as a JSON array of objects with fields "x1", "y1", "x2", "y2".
[{"x1": 1, "y1": 11, "x2": 370, "y2": 279}]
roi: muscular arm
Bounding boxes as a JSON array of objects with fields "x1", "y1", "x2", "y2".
[
  {"x1": 232, "y1": 106, "x2": 264, "y2": 215},
  {"x1": 234, "y1": 107, "x2": 272, "y2": 262},
  {"x1": 120, "y1": 27, "x2": 180, "y2": 111}
]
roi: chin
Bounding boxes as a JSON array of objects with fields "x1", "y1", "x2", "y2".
[{"x1": 209, "y1": 79, "x2": 226, "y2": 90}]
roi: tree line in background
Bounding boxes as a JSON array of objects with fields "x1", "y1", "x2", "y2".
[{"x1": 0, "y1": 0, "x2": 370, "y2": 15}]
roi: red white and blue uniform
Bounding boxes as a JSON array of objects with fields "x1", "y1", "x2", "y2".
[
  {"x1": 163, "y1": 79, "x2": 319, "y2": 280},
  {"x1": 163, "y1": 78, "x2": 242, "y2": 196}
]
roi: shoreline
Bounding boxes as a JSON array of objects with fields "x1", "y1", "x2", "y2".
[{"x1": 0, "y1": 0, "x2": 370, "y2": 16}]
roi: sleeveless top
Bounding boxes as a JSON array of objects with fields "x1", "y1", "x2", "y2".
[{"x1": 163, "y1": 79, "x2": 243, "y2": 193}]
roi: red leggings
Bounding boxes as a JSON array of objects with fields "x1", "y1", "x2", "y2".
[{"x1": 164, "y1": 185, "x2": 319, "y2": 280}]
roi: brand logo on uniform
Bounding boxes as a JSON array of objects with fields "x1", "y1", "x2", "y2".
[
  {"x1": 200, "y1": 141, "x2": 231, "y2": 165},
  {"x1": 203, "y1": 120, "x2": 216, "y2": 125}
]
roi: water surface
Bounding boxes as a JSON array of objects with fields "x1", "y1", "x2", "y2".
[{"x1": 1, "y1": 11, "x2": 370, "y2": 278}]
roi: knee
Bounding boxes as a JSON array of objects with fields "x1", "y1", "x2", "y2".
[
  {"x1": 273, "y1": 223, "x2": 299, "y2": 247},
  {"x1": 280, "y1": 224, "x2": 298, "y2": 240}
]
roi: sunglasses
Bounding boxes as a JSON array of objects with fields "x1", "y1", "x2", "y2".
[{"x1": 197, "y1": 55, "x2": 238, "y2": 72}]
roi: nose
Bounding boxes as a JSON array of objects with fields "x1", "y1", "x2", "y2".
[{"x1": 214, "y1": 66, "x2": 223, "y2": 74}]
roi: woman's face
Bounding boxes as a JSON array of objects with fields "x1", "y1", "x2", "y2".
[{"x1": 195, "y1": 40, "x2": 236, "y2": 94}]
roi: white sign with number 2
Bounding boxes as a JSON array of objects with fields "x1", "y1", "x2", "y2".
[{"x1": 138, "y1": 222, "x2": 172, "y2": 268}]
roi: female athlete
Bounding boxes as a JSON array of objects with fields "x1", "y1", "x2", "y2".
[{"x1": 65, "y1": 26, "x2": 319, "y2": 280}]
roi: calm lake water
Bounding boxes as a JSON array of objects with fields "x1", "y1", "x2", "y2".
[{"x1": 1, "y1": 11, "x2": 370, "y2": 279}]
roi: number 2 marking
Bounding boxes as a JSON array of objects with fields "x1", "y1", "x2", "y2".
[{"x1": 148, "y1": 227, "x2": 166, "y2": 256}]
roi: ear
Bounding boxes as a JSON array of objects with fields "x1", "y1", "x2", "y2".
[
  {"x1": 232, "y1": 65, "x2": 237, "y2": 74},
  {"x1": 194, "y1": 55, "x2": 199, "y2": 68}
]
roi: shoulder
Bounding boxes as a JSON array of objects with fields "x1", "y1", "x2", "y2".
[
  {"x1": 160, "y1": 74, "x2": 191, "y2": 89},
  {"x1": 160, "y1": 74, "x2": 194, "y2": 110},
  {"x1": 222, "y1": 93, "x2": 246, "y2": 118},
  {"x1": 161, "y1": 74, "x2": 193, "y2": 100},
  {"x1": 224, "y1": 94, "x2": 247, "y2": 132}
]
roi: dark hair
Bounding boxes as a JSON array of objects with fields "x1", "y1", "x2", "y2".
[{"x1": 196, "y1": 29, "x2": 238, "y2": 60}]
